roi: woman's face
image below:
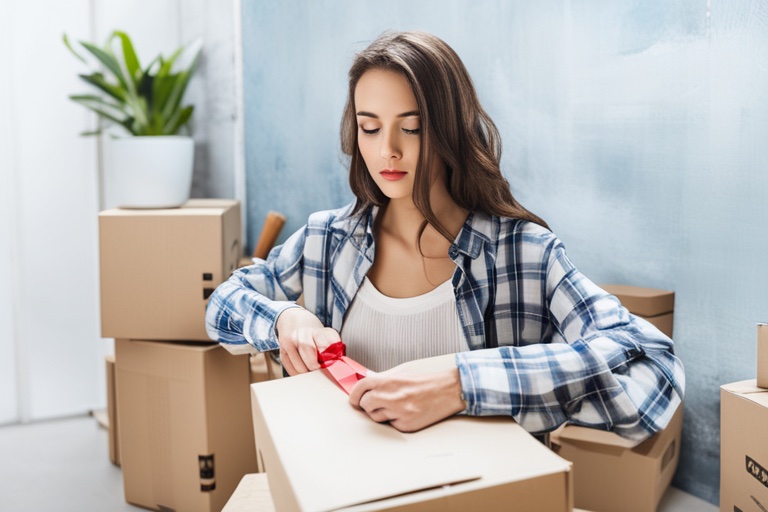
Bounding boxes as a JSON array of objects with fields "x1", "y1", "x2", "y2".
[{"x1": 354, "y1": 69, "x2": 422, "y2": 202}]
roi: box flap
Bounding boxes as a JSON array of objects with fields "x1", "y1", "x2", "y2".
[
  {"x1": 252, "y1": 354, "x2": 572, "y2": 511},
  {"x1": 722, "y1": 379, "x2": 768, "y2": 407},
  {"x1": 551, "y1": 402, "x2": 683, "y2": 451},
  {"x1": 550, "y1": 423, "x2": 640, "y2": 449}
]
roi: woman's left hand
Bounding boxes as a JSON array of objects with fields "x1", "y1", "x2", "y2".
[{"x1": 348, "y1": 366, "x2": 466, "y2": 432}]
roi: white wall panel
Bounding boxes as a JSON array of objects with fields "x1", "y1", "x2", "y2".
[
  {"x1": 12, "y1": 0, "x2": 102, "y2": 420},
  {"x1": 0, "y1": 0, "x2": 237, "y2": 424},
  {"x1": 0, "y1": 0, "x2": 19, "y2": 426}
]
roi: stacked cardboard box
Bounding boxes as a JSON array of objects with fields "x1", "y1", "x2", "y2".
[
  {"x1": 550, "y1": 405, "x2": 682, "y2": 512},
  {"x1": 99, "y1": 199, "x2": 242, "y2": 342},
  {"x1": 720, "y1": 324, "x2": 768, "y2": 511},
  {"x1": 720, "y1": 380, "x2": 768, "y2": 511},
  {"x1": 601, "y1": 284, "x2": 675, "y2": 338},
  {"x1": 99, "y1": 200, "x2": 260, "y2": 512},
  {"x1": 548, "y1": 283, "x2": 680, "y2": 512}
]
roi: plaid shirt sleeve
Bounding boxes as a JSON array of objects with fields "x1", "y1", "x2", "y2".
[
  {"x1": 204, "y1": 224, "x2": 307, "y2": 351},
  {"x1": 456, "y1": 228, "x2": 685, "y2": 442}
]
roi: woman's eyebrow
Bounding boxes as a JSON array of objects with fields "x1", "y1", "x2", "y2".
[{"x1": 356, "y1": 110, "x2": 420, "y2": 119}]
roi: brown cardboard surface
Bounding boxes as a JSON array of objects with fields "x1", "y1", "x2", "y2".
[
  {"x1": 758, "y1": 324, "x2": 768, "y2": 388},
  {"x1": 720, "y1": 380, "x2": 768, "y2": 512},
  {"x1": 551, "y1": 403, "x2": 683, "y2": 512},
  {"x1": 116, "y1": 339, "x2": 257, "y2": 512},
  {"x1": 99, "y1": 199, "x2": 241, "y2": 341},
  {"x1": 106, "y1": 355, "x2": 120, "y2": 466},
  {"x1": 249, "y1": 352, "x2": 283, "y2": 384},
  {"x1": 638, "y1": 312, "x2": 674, "y2": 338},
  {"x1": 222, "y1": 473, "x2": 276, "y2": 512},
  {"x1": 601, "y1": 284, "x2": 675, "y2": 317},
  {"x1": 251, "y1": 354, "x2": 572, "y2": 512}
]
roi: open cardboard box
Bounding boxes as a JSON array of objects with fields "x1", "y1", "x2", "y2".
[
  {"x1": 251, "y1": 354, "x2": 573, "y2": 511},
  {"x1": 550, "y1": 403, "x2": 683, "y2": 512}
]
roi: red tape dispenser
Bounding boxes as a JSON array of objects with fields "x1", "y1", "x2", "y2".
[{"x1": 317, "y1": 341, "x2": 368, "y2": 394}]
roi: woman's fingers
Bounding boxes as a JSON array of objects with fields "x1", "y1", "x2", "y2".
[
  {"x1": 280, "y1": 348, "x2": 298, "y2": 376},
  {"x1": 281, "y1": 338, "x2": 309, "y2": 375},
  {"x1": 348, "y1": 373, "x2": 377, "y2": 407},
  {"x1": 297, "y1": 331, "x2": 320, "y2": 372},
  {"x1": 316, "y1": 327, "x2": 342, "y2": 353},
  {"x1": 366, "y1": 407, "x2": 393, "y2": 423},
  {"x1": 276, "y1": 308, "x2": 341, "y2": 375}
]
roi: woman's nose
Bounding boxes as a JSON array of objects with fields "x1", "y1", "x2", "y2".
[{"x1": 379, "y1": 129, "x2": 402, "y2": 160}]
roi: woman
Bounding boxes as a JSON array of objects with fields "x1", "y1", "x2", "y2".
[{"x1": 206, "y1": 31, "x2": 684, "y2": 441}]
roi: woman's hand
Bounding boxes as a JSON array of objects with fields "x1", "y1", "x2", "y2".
[
  {"x1": 348, "y1": 366, "x2": 467, "y2": 432},
  {"x1": 275, "y1": 307, "x2": 340, "y2": 375}
]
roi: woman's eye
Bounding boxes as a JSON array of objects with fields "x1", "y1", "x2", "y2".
[
  {"x1": 361, "y1": 127, "x2": 379, "y2": 135},
  {"x1": 403, "y1": 128, "x2": 420, "y2": 135}
]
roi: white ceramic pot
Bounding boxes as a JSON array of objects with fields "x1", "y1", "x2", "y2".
[{"x1": 105, "y1": 136, "x2": 194, "y2": 209}]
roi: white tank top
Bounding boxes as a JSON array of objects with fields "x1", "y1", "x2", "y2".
[{"x1": 340, "y1": 277, "x2": 469, "y2": 372}]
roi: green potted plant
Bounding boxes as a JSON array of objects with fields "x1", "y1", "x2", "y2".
[{"x1": 64, "y1": 30, "x2": 202, "y2": 208}]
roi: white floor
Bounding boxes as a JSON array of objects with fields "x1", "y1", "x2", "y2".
[{"x1": 0, "y1": 414, "x2": 718, "y2": 512}]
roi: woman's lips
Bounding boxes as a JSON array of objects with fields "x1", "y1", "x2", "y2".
[{"x1": 380, "y1": 170, "x2": 407, "y2": 181}]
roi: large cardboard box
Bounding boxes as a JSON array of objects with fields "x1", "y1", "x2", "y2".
[
  {"x1": 758, "y1": 324, "x2": 768, "y2": 388},
  {"x1": 251, "y1": 354, "x2": 573, "y2": 511},
  {"x1": 720, "y1": 380, "x2": 768, "y2": 512},
  {"x1": 106, "y1": 354, "x2": 120, "y2": 466},
  {"x1": 550, "y1": 403, "x2": 683, "y2": 512},
  {"x1": 601, "y1": 284, "x2": 675, "y2": 338},
  {"x1": 116, "y1": 339, "x2": 258, "y2": 512},
  {"x1": 99, "y1": 199, "x2": 241, "y2": 341}
]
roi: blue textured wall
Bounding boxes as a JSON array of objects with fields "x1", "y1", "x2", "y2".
[{"x1": 241, "y1": 1, "x2": 768, "y2": 504}]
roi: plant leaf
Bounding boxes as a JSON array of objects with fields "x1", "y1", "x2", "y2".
[
  {"x1": 112, "y1": 31, "x2": 141, "y2": 85},
  {"x1": 62, "y1": 33, "x2": 87, "y2": 64},
  {"x1": 69, "y1": 95, "x2": 131, "y2": 129},
  {"x1": 78, "y1": 73, "x2": 126, "y2": 102},
  {"x1": 80, "y1": 41, "x2": 129, "y2": 91},
  {"x1": 160, "y1": 49, "x2": 200, "y2": 125},
  {"x1": 164, "y1": 105, "x2": 194, "y2": 135}
]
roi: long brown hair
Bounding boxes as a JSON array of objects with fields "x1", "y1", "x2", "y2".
[{"x1": 341, "y1": 31, "x2": 548, "y2": 240}]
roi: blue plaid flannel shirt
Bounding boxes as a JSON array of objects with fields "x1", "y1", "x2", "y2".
[{"x1": 206, "y1": 202, "x2": 684, "y2": 441}]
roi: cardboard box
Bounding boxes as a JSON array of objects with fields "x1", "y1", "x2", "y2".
[
  {"x1": 250, "y1": 352, "x2": 283, "y2": 385},
  {"x1": 222, "y1": 473, "x2": 276, "y2": 512},
  {"x1": 720, "y1": 380, "x2": 768, "y2": 511},
  {"x1": 100, "y1": 199, "x2": 241, "y2": 341},
  {"x1": 550, "y1": 403, "x2": 683, "y2": 512},
  {"x1": 601, "y1": 284, "x2": 675, "y2": 338},
  {"x1": 106, "y1": 354, "x2": 120, "y2": 466},
  {"x1": 251, "y1": 354, "x2": 573, "y2": 511},
  {"x1": 116, "y1": 339, "x2": 258, "y2": 512},
  {"x1": 638, "y1": 311, "x2": 674, "y2": 339},
  {"x1": 601, "y1": 284, "x2": 674, "y2": 317},
  {"x1": 758, "y1": 324, "x2": 768, "y2": 388}
]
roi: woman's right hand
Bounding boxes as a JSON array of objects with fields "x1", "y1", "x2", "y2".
[{"x1": 275, "y1": 307, "x2": 341, "y2": 375}]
